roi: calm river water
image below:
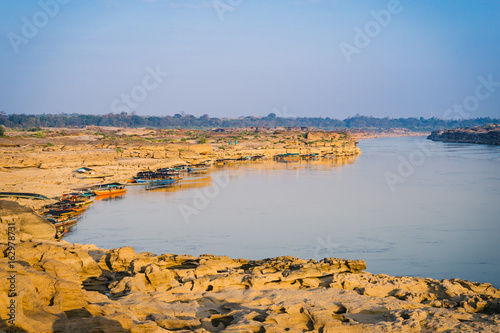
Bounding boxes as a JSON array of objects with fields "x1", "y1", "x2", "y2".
[{"x1": 65, "y1": 137, "x2": 500, "y2": 287}]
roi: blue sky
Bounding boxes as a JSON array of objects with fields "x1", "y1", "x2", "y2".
[{"x1": 1, "y1": 0, "x2": 499, "y2": 119}]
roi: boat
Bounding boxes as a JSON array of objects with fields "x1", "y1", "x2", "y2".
[
  {"x1": 76, "y1": 173, "x2": 114, "y2": 179},
  {"x1": 92, "y1": 183, "x2": 127, "y2": 196},
  {"x1": 0, "y1": 192, "x2": 50, "y2": 200},
  {"x1": 187, "y1": 163, "x2": 208, "y2": 174},
  {"x1": 250, "y1": 155, "x2": 266, "y2": 161},
  {"x1": 187, "y1": 167, "x2": 207, "y2": 174},
  {"x1": 46, "y1": 216, "x2": 79, "y2": 228},
  {"x1": 66, "y1": 189, "x2": 96, "y2": 197},
  {"x1": 43, "y1": 204, "x2": 87, "y2": 213},
  {"x1": 94, "y1": 192, "x2": 126, "y2": 201},
  {"x1": 44, "y1": 209, "x2": 82, "y2": 217},
  {"x1": 274, "y1": 153, "x2": 300, "y2": 162},
  {"x1": 133, "y1": 169, "x2": 184, "y2": 183},
  {"x1": 147, "y1": 178, "x2": 176, "y2": 185},
  {"x1": 300, "y1": 153, "x2": 319, "y2": 160},
  {"x1": 60, "y1": 195, "x2": 94, "y2": 206},
  {"x1": 75, "y1": 167, "x2": 94, "y2": 174}
]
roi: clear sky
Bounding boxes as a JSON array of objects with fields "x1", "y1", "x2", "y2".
[{"x1": 1, "y1": 0, "x2": 499, "y2": 119}]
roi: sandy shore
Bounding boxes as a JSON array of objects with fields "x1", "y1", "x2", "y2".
[{"x1": 1, "y1": 127, "x2": 498, "y2": 332}]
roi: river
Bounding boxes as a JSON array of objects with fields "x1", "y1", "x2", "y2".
[{"x1": 65, "y1": 136, "x2": 500, "y2": 287}]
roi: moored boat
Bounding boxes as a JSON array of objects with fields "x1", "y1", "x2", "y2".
[
  {"x1": 47, "y1": 216, "x2": 79, "y2": 228},
  {"x1": 187, "y1": 163, "x2": 208, "y2": 173},
  {"x1": 274, "y1": 153, "x2": 300, "y2": 162},
  {"x1": 92, "y1": 183, "x2": 127, "y2": 196}
]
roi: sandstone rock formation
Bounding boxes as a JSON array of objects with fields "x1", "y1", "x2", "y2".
[
  {"x1": 1, "y1": 201, "x2": 499, "y2": 333},
  {"x1": 428, "y1": 124, "x2": 500, "y2": 145},
  {"x1": 1, "y1": 240, "x2": 499, "y2": 333}
]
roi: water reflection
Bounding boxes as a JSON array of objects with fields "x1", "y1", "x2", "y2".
[{"x1": 146, "y1": 175, "x2": 213, "y2": 192}]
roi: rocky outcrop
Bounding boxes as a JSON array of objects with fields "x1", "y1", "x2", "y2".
[
  {"x1": 427, "y1": 125, "x2": 500, "y2": 145},
  {"x1": 1, "y1": 205, "x2": 499, "y2": 332},
  {"x1": 1, "y1": 241, "x2": 499, "y2": 332}
]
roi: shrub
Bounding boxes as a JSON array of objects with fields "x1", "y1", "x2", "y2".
[
  {"x1": 199, "y1": 137, "x2": 207, "y2": 144},
  {"x1": 0, "y1": 126, "x2": 5, "y2": 137},
  {"x1": 31, "y1": 131, "x2": 46, "y2": 138}
]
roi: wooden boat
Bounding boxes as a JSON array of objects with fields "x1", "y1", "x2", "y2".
[
  {"x1": 147, "y1": 178, "x2": 176, "y2": 185},
  {"x1": 300, "y1": 153, "x2": 319, "y2": 160},
  {"x1": 75, "y1": 167, "x2": 94, "y2": 174},
  {"x1": 250, "y1": 155, "x2": 266, "y2": 161},
  {"x1": 44, "y1": 209, "x2": 82, "y2": 217},
  {"x1": 46, "y1": 216, "x2": 78, "y2": 228},
  {"x1": 76, "y1": 173, "x2": 114, "y2": 179},
  {"x1": 93, "y1": 183, "x2": 127, "y2": 196},
  {"x1": 94, "y1": 187, "x2": 126, "y2": 196},
  {"x1": 225, "y1": 160, "x2": 240, "y2": 166},
  {"x1": 274, "y1": 153, "x2": 300, "y2": 162},
  {"x1": 187, "y1": 163, "x2": 208, "y2": 173},
  {"x1": 60, "y1": 196, "x2": 94, "y2": 206},
  {"x1": 172, "y1": 165, "x2": 189, "y2": 172},
  {"x1": 134, "y1": 169, "x2": 184, "y2": 183},
  {"x1": 95, "y1": 192, "x2": 126, "y2": 201},
  {"x1": 44, "y1": 205, "x2": 87, "y2": 213},
  {"x1": 66, "y1": 189, "x2": 96, "y2": 197},
  {"x1": 187, "y1": 167, "x2": 207, "y2": 174},
  {"x1": 0, "y1": 192, "x2": 50, "y2": 200}
]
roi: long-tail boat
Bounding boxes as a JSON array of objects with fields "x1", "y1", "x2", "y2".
[
  {"x1": 0, "y1": 192, "x2": 50, "y2": 200},
  {"x1": 46, "y1": 216, "x2": 79, "y2": 228},
  {"x1": 251, "y1": 155, "x2": 266, "y2": 161},
  {"x1": 44, "y1": 209, "x2": 82, "y2": 218},
  {"x1": 187, "y1": 163, "x2": 208, "y2": 173},
  {"x1": 92, "y1": 183, "x2": 127, "y2": 196},
  {"x1": 274, "y1": 153, "x2": 300, "y2": 162}
]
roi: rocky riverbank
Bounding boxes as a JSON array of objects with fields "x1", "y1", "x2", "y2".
[
  {"x1": 427, "y1": 124, "x2": 500, "y2": 145},
  {"x1": 1, "y1": 209, "x2": 499, "y2": 332},
  {"x1": 0, "y1": 127, "x2": 360, "y2": 199}
]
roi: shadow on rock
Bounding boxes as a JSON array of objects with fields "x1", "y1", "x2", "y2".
[
  {"x1": 52, "y1": 308, "x2": 130, "y2": 333},
  {"x1": 0, "y1": 318, "x2": 30, "y2": 333}
]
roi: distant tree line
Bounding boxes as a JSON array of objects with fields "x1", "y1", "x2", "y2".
[{"x1": 0, "y1": 112, "x2": 498, "y2": 131}]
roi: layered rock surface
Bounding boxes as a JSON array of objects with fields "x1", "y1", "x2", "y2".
[
  {"x1": 428, "y1": 125, "x2": 500, "y2": 145},
  {"x1": 2, "y1": 205, "x2": 498, "y2": 332},
  {"x1": 1, "y1": 240, "x2": 499, "y2": 332}
]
